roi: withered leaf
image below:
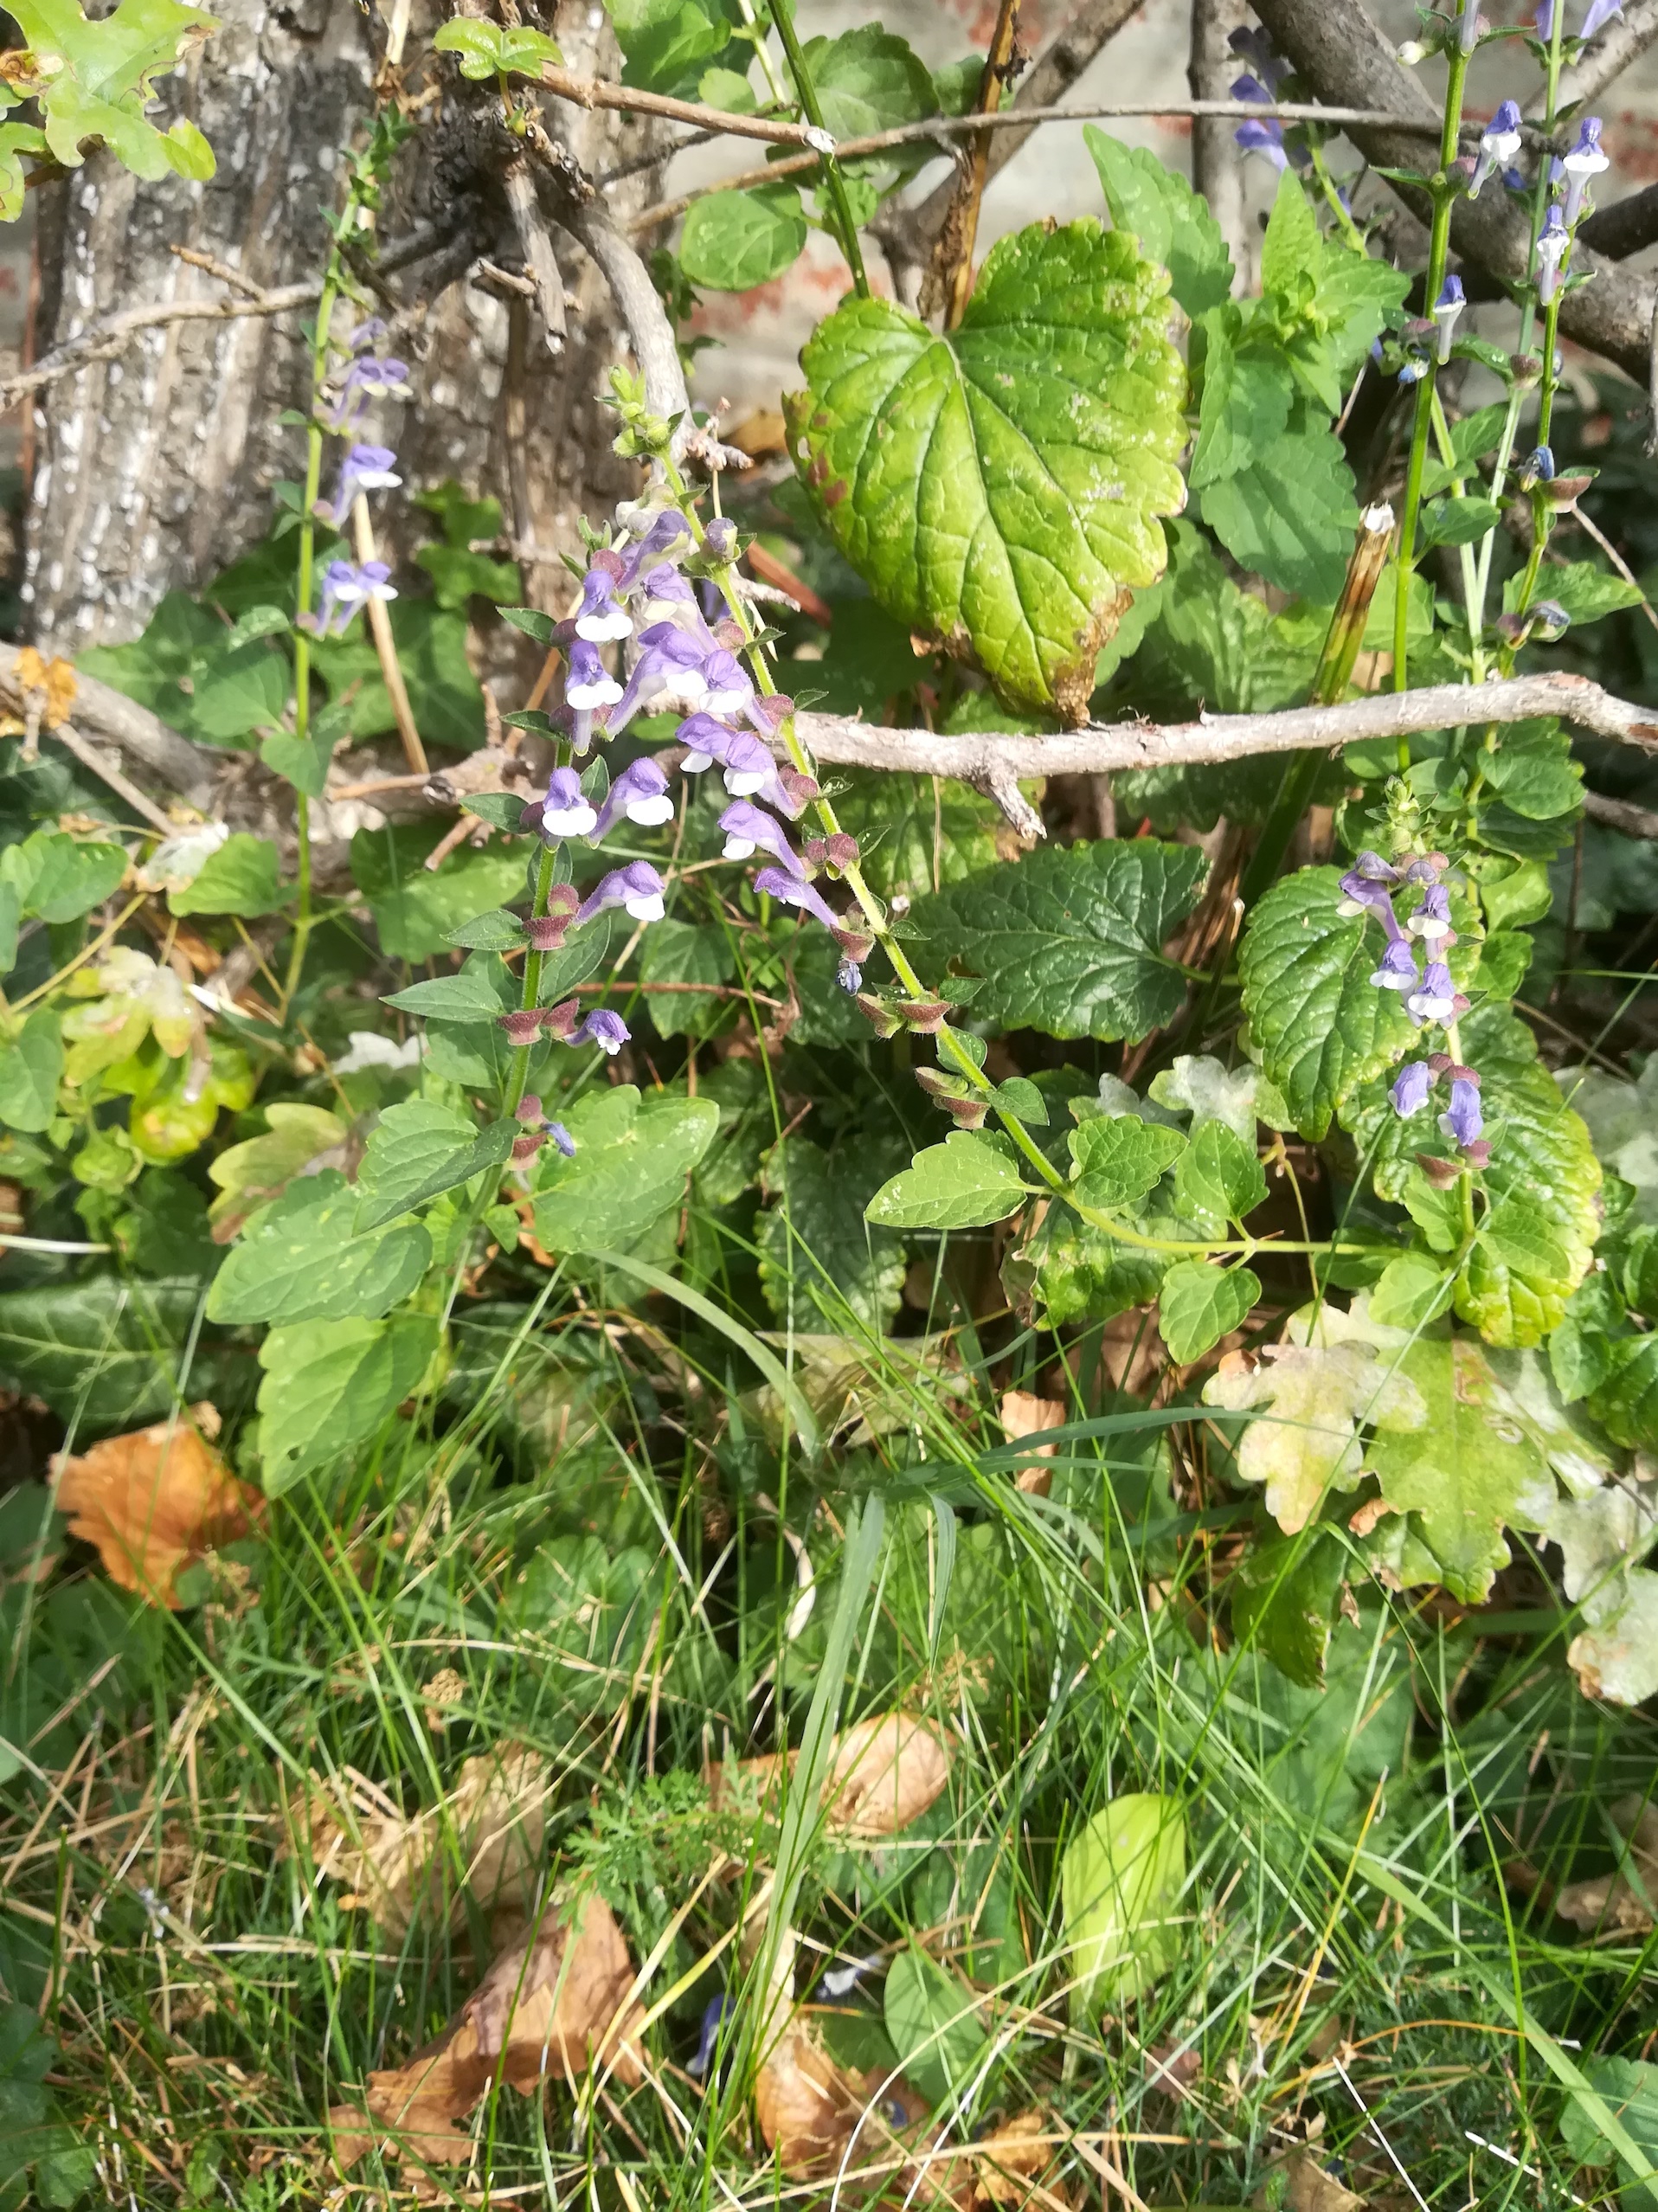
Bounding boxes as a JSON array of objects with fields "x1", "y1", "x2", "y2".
[
  {"x1": 52, "y1": 1405, "x2": 260, "y2": 1609},
  {"x1": 717, "y1": 1711, "x2": 953, "y2": 1842},
  {"x1": 1556, "y1": 1794, "x2": 1658, "y2": 1934},
  {"x1": 999, "y1": 1390, "x2": 1066, "y2": 1497}
]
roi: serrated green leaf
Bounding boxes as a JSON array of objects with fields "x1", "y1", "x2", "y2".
[
  {"x1": 866, "y1": 1130, "x2": 1028, "y2": 1231},
  {"x1": 1239, "y1": 866, "x2": 1417, "y2": 1139},
  {"x1": 256, "y1": 1313, "x2": 437, "y2": 1493},
  {"x1": 382, "y1": 959, "x2": 514, "y2": 1024},
  {"x1": 908, "y1": 840, "x2": 1205, "y2": 1041},
  {"x1": 351, "y1": 823, "x2": 528, "y2": 962},
  {"x1": 1085, "y1": 126, "x2": 1233, "y2": 317},
  {"x1": 1588, "y1": 1335, "x2": 1658, "y2": 1449},
  {"x1": 0, "y1": 1009, "x2": 63, "y2": 1133},
  {"x1": 1157, "y1": 1260, "x2": 1261, "y2": 1363},
  {"x1": 1062, "y1": 1793, "x2": 1186, "y2": 2014},
  {"x1": 0, "y1": 1276, "x2": 209, "y2": 1427},
  {"x1": 1189, "y1": 307, "x2": 1292, "y2": 491},
  {"x1": 1070, "y1": 1116, "x2": 1186, "y2": 1209},
  {"x1": 1481, "y1": 718, "x2": 1584, "y2": 822},
  {"x1": 883, "y1": 1946, "x2": 991, "y2": 2106},
  {"x1": 168, "y1": 832, "x2": 286, "y2": 917},
  {"x1": 206, "y1": 1171, "x2": 432, "y2": 1325},
  {"x1": 530, "y1": 1087, "x2": 718, "y2": 1254},
  {"x1": 353, "y1": 1099, "x2": 512, "y2": 1232},
  {"x1": 1367, "y1": 1251, "x2": 1455, "y2": 1331},
  {"x1": 1174, "y1": 1120, "x2": 1267, "y2": 1229},
  {"x1": 806, "y1": 23, "x2": 935, "y2": 150},
  {"x1": 14, "y1": 0, "x2": 216, "y2": 183},
  {"x1": 1196, "y1": 394, "x2": 1359, "y2": 601},
  {"x1": 1259, "y1": 170, "x2": 1321, "y2": 306},
  {"x1": 785, "y1": 218, "x2": 1187, "y2": 719},
  {"x1": 610, "y1": 0, "x2": 735, "y2": 95}
]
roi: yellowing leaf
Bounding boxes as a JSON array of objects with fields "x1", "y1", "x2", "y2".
[
  {"x1": 51, "y1": 1404, "x2": 260, "y2": 1608},
  {"x1": 1061, "y1": 1791, "x2": 1186, "y2": 2014}
]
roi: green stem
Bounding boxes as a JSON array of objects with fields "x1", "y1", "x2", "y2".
[
  {"x1": 503, "y1": 841, "x2": 559, "y2": 1121},
  {"x1": 280, "y1": 276, "x2": 340, "y2": 1018},
  {"x1": 766, "y1": 0, "x2": 870, "y2": 299},
  {"x1": 1391, "y1": 46, "x2": 1469, "y2": 724}
]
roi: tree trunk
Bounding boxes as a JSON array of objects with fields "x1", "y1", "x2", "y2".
[
  {"x1": 1188, "y1": 0, "x2": 1252, "y2": 294},
  {"x1": 23, "y1": 0, "x2": 665, "y2": 653}
]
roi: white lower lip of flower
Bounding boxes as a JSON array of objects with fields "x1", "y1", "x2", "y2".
[
  {"x1": 723, "y1": 835, "x2": 756, "y2": 859},
  {"x1": 1408, "y1": 991, "x2": 1455, "y2": 1019},
  {"x1": 662, "y1": 676, "x2": 709, "y2": 709},
  {"x1": 681, "y1": 750, "x2": 713, "y2": 773},
  {"x1": 704, "y1": 685, "x2": 750, "y2": 713},
  {"x1": 567, "y1": 679, "x2": 621, "y2": 709},
  {"x1": 370, "y1": 584, "x2": 398, "y2": 602},
  {"x1": 626, "y1": 894, "x2": 666, "y2": 921},
  {"x1": 627, "y1": 796, "x2": 676, "y2": 826},
  {"x1": 725, "y1": 769, "x2": 768, "y2": 795},
  {"x1": 596, "y1": 1038, "x2": 624, "y2": 1056},
  {"x1": 1409, "y1": 916, "x2": 1451, "y2": 939},
  {"x1": 543, "y1": 805, "x2": 597, "y2": 835},
  {"x1": 576, "y1": 612, "x2": 633, "y2": 642}
]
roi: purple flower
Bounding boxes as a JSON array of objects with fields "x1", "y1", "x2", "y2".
[
  {"x1": 1440, "y1": 1075, "x2": 1484, "y2": 1149},
  {"x1": 575, "y1": 862, "x2": 666, "y2": 926},
  {"x1": 1339, "y1": 870, "x2": 1400, "y2": 921},
  {"x1": 674, "y1": 712, "x2": 803, "y2": 817},
  {"x1": 1531, "y1": 599, "x2": 1571, "y2": 640},
  {"x1": 1459, "y1": 0, "x2": 1484, "y2": 52},
  {"x1": 1228, "y1": 27, "x2": 1292, "y2": 87},
  {"x1": 547, "y1": 1121, "x2": 577, "y2": 1157},
  {"x1": 1234, "y1": 114, "x2": 1290, "y2": 170},
  {"x1": 589, "y1": 756, "x2": 677, "y2": 839},
  {"x1": 1391, "y1": 1061, "x2": 1435, "y2": 1116},
  {"x1": 319, "y1": 442, "x2": 401, "y2": 527},
  {"x1": 1535, "y1": 0, "x2": 1556, "y2": 35},
  {"x1": 324, "y1": 354, "x2": 412, "y2": 432},
  {"x1": 754, "y1": 865, "x2": 839, "y2": 932},
  {"x1": 575, "y1": 1009, "x2": 631, "y2": 1056},
  {"x1": 1535, "y1": 206, "x2": 1571, "y2": 301},
  {"x1": 1562, "y1": 115, "x2": 1610, "y2": 224},
  {"x1": 688, "y1": 1996, "x2": 729, "y2": 2080},
  {"x1": 637, "y1": 563, "x2": 713, "y2": 634},
  {"x1": 566, "y1": 638, "x2": 624, "y2": 714},
  {"x1": 575, "y1": 567, "x2": 633, "y2": 644},
  {"x1": 1582, "y1": 0, "x2": 1623, "y2": 34},
  {"x1": 538, "y1": 767, "x2": 598, "y2": 840},
  {"x1": 1352, "y1": 850, "x2": 1401, "y2": 882},
  {"x1": 1406, "y1": 882, "x2": 1453, "y2": 942},
  {"x1": 610, "y1": 623, "x2": 714, "y2": 731},
  {"x1": 719, "y1": 799, "x2": 807, "y2": 875},
  {"x1": 311, "y1": 558, "x2": 396, "y2": 637},
  {"x1": 1469, "y1": 101, "x2": 1523, "y2": 196},
  {"x1": 1433, "y1": 274, "x2": 1466, "y2": 361},
  {"x1": 616, "y1": 509, "x2": 690, "y2": 590},
  {"x1": 1521, "y1": 444, "x2": 1555, "y2": 485},
  {"x1": 1372, "y1": 939, "x2": 1421, "y2": 993},
  {"x1": 838, "y1": 957, "x2": 863, "y2": 993},
  {"x1": 1406, "y1": 961, "x2": 1457, "y2": 1023},
  {"x1": 700, "y1": 648, "x2": 755, "y2": 718},
  {"x1": 349, "y1": 317, "x2": 389, "y2": 353}
]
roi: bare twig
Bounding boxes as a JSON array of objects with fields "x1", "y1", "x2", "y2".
[
  {"x1": 1579, "y1": 178, "x2": 1658, "y2": 261},
  {"x1": 786, "y1": 672, "x2": 1658, "y2": 813},
  {"x1": 42, "y1": 721, "x2": 177, "y2": 835},
  {"x1": 503, "y1": 161, "x2": 568, "y2": 355},
  {"x1": 627, "y1": 98, "x2": 1455, "y2": 234},
  {"x1": 930, "y1": 0, "x2": 1026, "y2": 327},
  {"x1": 1585, "y1": 790, "x2": 1658, "y2": 839},
  {"x1": 539, "y1": 59, "x2": 819, "y2": 147},
  {"x1": 350, "y1": 498, "x2": 427, "y2": 776},
  {"x1": 0, "y1": 645, "x2": 213, "y2": 808}
]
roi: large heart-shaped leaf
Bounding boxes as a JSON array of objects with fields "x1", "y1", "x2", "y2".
[{"x1": 784, "y1": 218, "x2": 1187, "y2": 721}]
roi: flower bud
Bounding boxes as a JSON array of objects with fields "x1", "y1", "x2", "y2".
[
  {"x1": 515, "y1": 1094, "x2": 543, "y2": 1124},
  {"x1": 856, "y1": 993, "x2": 903, "y2": 1038}
]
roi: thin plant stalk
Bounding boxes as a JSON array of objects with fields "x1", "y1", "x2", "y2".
[{"x1": 766, "y1": 0, "x2": 871, "y2": 298}]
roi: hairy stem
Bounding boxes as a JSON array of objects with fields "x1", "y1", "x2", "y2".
[{"x1": 765, "y1": 0, "x2": 871, "y2": 298}]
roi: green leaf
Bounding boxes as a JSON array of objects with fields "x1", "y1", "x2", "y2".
[
  {"x1": 530, "y1": 1087, "x2": 718, "y2": 1254},
  {"x1": 1070, "y1": 1116, "x2": 1186, "y2": 1209},
  {"x1": 382, "y1": 961, "x2": 513, "y2": 1024},
  {"x1": 1173, "y1": 1120, "x2": 1267, "y2": 1229},
  {"x1": 0, "y1": 1276, "x2": 208, "y2": 1427},
  {"x1": 1157, "y1": 1260, "x2": 1261, "y2": 1363},
  {"x1": 0, "y1": 122, "x2": 48, "y2": 219},
  {"x1": 16, "y1": 833, "x2": 126, "y2": 923},
  {"x1": 806, "y1": 23, "x2": 936, "y2": 145},
  {"x1": 1061, "y1": 1793, "x2": 1187, "y2": 2014},
  {"x1": 312, "y1": 600, "x2": 485, "y2": 751},
  {"x1": 639, "y1": 918, "x2": 736, "y2": 1038},
  {"x1": 1239, "y1": 865, "x2": 1417, "y2": 1140},
  {"x1": 415, "y1": 542, "x2": 523, "y2": 611},
  {"x1": 1196, "y1": 394, "x2": 1360, "y2": 601},
  {"x1": 1367, "y1": 1251, "x2": 1455, "y2": 1331},
  {"x1": 908, "y1": 840, "x2": 1205, "y2": 1041},
  {"x1": 679, "y1": 183, "x2": 807, "y2": 291},
  {"x1": 0, "y1": 1009, "x2": 63, "y2": 1134},
  {"x1": 1419, "y1": 494, "x2": 1501, "y2": 549},
  {"x1": 1188, "y1": 308, "x2": 1292, "y2": 492},
  {"x1": 609, "y1": 0, "x2": 736, "y2": 95},
  {"x1": 256, "y1": 1314, "x2": 438, "y2": 1493},
  {"x1": 1503, "y1": 558, "x2": 1645, "y2": 627},
  {"x1": 697, "y1": 63, "x2": 756, "y2": 111},
  {"x1": 1085, "y1": 126, "x2": 1232, "y2": 317},
  {"x1": 260, "y1": 723, "x2": 331, "y2": 798},
  {"x1": 498, "y1": 605, "x2": 556, "y2": 646},
  {"x1": 350, "y1": 823, "x2": 529, "y2": 962},
  {"x1": 445, "y1": 907, "x2": 524, "y2": 951},
  {"x1": 207, "y1": 1102, "x2": 348, "y2": 1238},
  {"x1": 168, "y1": 832, "x2": 287, "y2": 917},
  {"x1": 1479, "y1": 717, "x2": 1584, "y2": 822},
  {"x1": 222, "y1": 603, "x2": 289, "y2": 650},
  {"x1": 12, "y1": 0, "x2": 216, "y2": 184},
  {"x1": 866, "y1": 1130, "x2": 1029, "y2": 1230},
  {"x1": 821, "y1": 768, "x2": 1002, "y2": 900},
  {"x1": 1259, "y1": 169, "x2": 1321, "y2": 305},
  {"x1": 883, "y1": 1946, "x2": 991, "y2": 2108},
  {"x1": 757, "y1": 1134, "x2": 907, "y2": 1334},
  {"x1": 206, "y1": 1172, "x2": 432, "y2": 1325},
  {"x1": 1231, "y1": 1527, "x2": 1347, "y2": 1689},
  {"x1": 785, "y1": 217, "x2": 1187, "y2": 719},
  {"x1": 188, "y1": 639, "x2": 288, "y2": 739},
  {"x1": 354, "y1": 1102, "x2": 515, "y2": 1232},
  {"x1": 1365, "y1": 1334, "x2": 1556, "y2": 1601},
  {"x1": 1558, "y1": 2056, "x2": 1658, "y2": 2203},
  {"x1": 459, "y1": 790, "x2": 534, "y2": 832},
  {"x1": 1589, "y1": 1334, "x2": 1658, "y2": 1450},
  {"x1": 433, "y1": 18, "x2": 561, "y2": 76}
]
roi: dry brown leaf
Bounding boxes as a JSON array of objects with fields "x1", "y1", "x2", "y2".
[
  {"x1": 295, "y1": 1746, "x2": 550, "y2": 1937},
  {"x1": 1556, "y1": 1793, "x2": 1658, "y2": 1932},
  {"x1": 328, "y1": 1890, "x2": 645, "y2": 2176},
  {"x1": 51, "y1": 1406, "x2": 260, "y2": 1608},
  {"x1": 717, "y1": 1712, "x2": 952, "y2": 1842},
  {"x1": 1256, "y1": 2151, "x2": 1366, "y2": 2212},
  {"x1": 1000, "y1": 1391, "x2": 1066, "y2": 1497},
  {"x1": 755, "y1": 2023, "x2": 889, "y2": 2179}
]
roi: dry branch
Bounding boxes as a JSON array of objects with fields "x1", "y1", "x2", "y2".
[
  {"x1": 0, "y1": 646, "x2": 215, "y2": 811},
  {"x1": 1547, "y1": 0, "x2": 1658, "y2": 112}
]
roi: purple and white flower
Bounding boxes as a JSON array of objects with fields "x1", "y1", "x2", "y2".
[
  {"x1": 616, "y1": 509, "x2": 691, "y2": 589},
  {"x1": 320, "y1": 443, "x2": 401, "y2": 526},
  {"x1": 719, "y1": 799, "x2": 807, "y2": 875},
  {"x1": 1406, "y1": 960, "x2": 1457, "y2": 1023},
  {"x1": 566, "y1": 638, "x2": 625, "y2": 713},
  {"x1": 1432, "y1": 274, "x2": 1466, "y2": 361},
  {"x1": 754, "y1": 865, "x2": 839, "y2": 932},
  {"x1": 575, "y1": 1009, "x2": 631, "y2": 1056},
  {"x1": 1520, "y1": 444, "x2": 1556, "y2": 485},
  {"x1": 589, "y1": 756, "x2": 677, "y2": 839},
  {"x1": 1469, "y1": 101, "x2": 1523, "y2": 197},
  {"x1": 610, "y1": 624, "x2": 716, "y2": 731},
  {"x1": 575, "y1": 567, "x2": 633, "y2": 644},
  {"x1": 700, "y1": 648, "x2": 755, "y2": 719},
  {"x1": 1406, "y1": 882, "x2": 1453, "y2": 941},
  {"x1": 1391, "y1": 1061, "x2": 1435, "y2": 1116},
  {"x1": 538, "y1": 768, "x2": 599, "y2": 840},
  {"x1": 312, "y1": 558, "x2": 396, "y2": 636},
  {"x1": 1372, "y1": 939, "x2": 1422, "y2": 993},
  {"x1": 1535, "y1": 206, "x2": 1571, "y2": 301},
  {"x1": 547, "y1": 1121, "x2": 577, "y2": 1157},
  {"x1": 575, "y1": 861, "x2": 666, "y2": 926},
  {"x1": 1440, "y1": 1075, "x2": 1484, "y2": 1148},
  {"x1": 1562, "y1": 115, "x2": 1610, "y2": 224},
  {"x1": 325, "y1": 353, "x2": 412, "y2": 432}
]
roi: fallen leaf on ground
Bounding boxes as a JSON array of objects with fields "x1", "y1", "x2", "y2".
[
  {"x1": 51, "y1": 1405, "x2": 260, "y2": 1608},
  {"x1": 999, "y1": 1391, "x2": 1066, "y2": 1495},
  {"x1": 294, "y1": 1746, "x2": 550, "y2": 1936},
  {"x1": 328, "y1": 1890, "x2": 645, "y2": 2174},
  {"x1": 716, "y1": 1711, "x2": 952, "y2": 1840},
  {"x1": 1556, "y1": 1794, "x2": 1658, "y2": 1932},
  {"x1": 1255, "y1": 2150, "x2": 1365, "y2": 2212},
  {"x1": 755, "y1": 2022, "x2": 920, "y2": 2179}
]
